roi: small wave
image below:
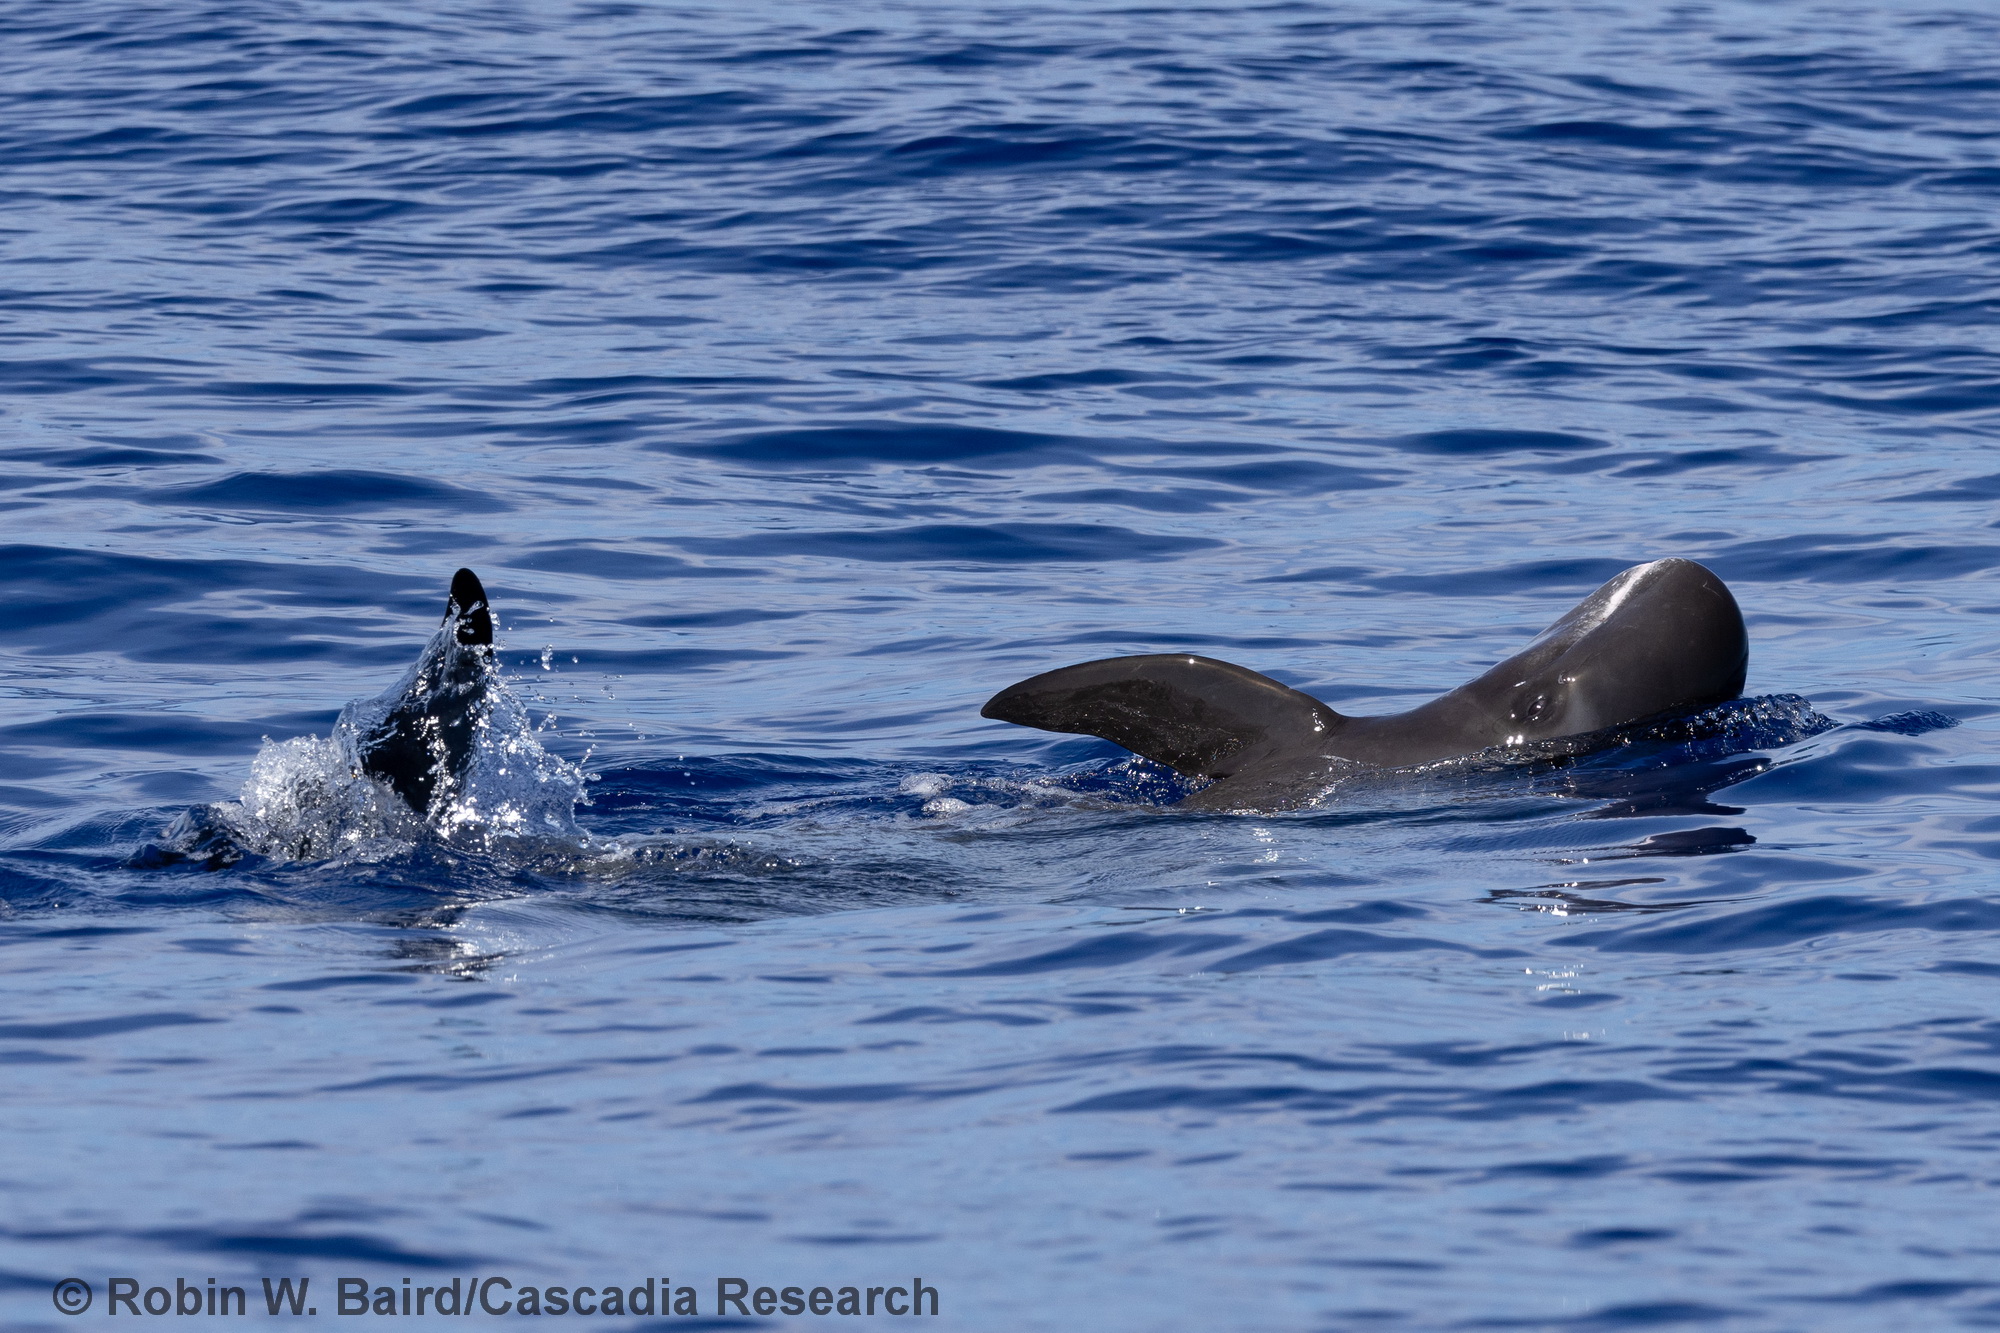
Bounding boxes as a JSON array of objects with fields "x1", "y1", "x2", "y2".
[{"x1": 1855, "y1": 709, "x2": 1959, "y2": 736}]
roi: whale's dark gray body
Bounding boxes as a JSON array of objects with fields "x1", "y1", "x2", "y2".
[
  {"x1": 981, "y1": 558, "x2": 1749, "y2": 811},
  {"x1": 352, "y1": 568, "x2": 495, "y2": 816}
]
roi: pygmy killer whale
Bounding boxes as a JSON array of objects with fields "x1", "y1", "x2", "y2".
[
  {"x1": 350, "y1": 567, "x2": 495, "y2": 817},
  {"x1": 981, "y1": 558, "x2": 1748, "y2": 811}
]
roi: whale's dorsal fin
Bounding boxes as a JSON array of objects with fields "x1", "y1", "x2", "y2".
[
  {"x1": 981, "y1": 653, "x2": 1340, "y2": 779},
  {"x1": 447, "y1": 567, "x2": 492, "y2": 647}
]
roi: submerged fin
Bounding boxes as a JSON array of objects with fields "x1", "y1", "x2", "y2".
[{"x1": 980, "y1": 653, "x2": 1339, "y2": 779}]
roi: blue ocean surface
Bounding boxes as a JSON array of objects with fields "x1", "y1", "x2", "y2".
[{"x1": 5, "y1": 0, "x2": 2000, "y2": 1327}]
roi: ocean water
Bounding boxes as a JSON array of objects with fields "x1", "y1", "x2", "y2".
[{"x1": 5, "y1": 0, "x2": 2000, "y2": 1327}]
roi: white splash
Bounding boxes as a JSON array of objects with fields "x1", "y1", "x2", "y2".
[
  {"x1": 206, "y1": 650, "x2": 590, "y2": 862},
  {"x1": 921, "y1": 796, "x2": 973, "y2": 817}
]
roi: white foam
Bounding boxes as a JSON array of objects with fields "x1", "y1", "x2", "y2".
[{"x1": 210, "y1": 645, "x2": 589, "y2": 862}]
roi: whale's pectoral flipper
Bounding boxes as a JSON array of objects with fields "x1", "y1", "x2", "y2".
[
  {"x1": 353, "y1": 568, "x2": 496, "y2": 816},
  {"x1": 981, "y1": 653, "x2": 1341, "y2": 780}
]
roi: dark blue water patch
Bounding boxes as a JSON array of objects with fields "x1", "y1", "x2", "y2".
[
  {"x1": 0, "y1": 713, "x2": 286, "y2": 756},
  {"x1": 856, "y1": 1006, "x2": 1048, "y2": 1028},
  {"x1": 0, "y1": 443, "x2": 220, "y2": 468},
  {"x1": 321, "y1": 1062, "x2": 595, "y2": 1095},
  {"x1": 1625, "y1": 396, "x2": 1757, "y2": 415},
  {"x1": 1486, "y1": 1299, "x2": 1745, "y2": 1329},
  {"x1": 1793, "y1": 1280, "x2": 1996, "y2": 1305},
  {"x1": 1106, "y1": 458, "x2": 1401, "y2": 494},
  {"x1": 261, "y1": 973, "x2": 419, "y2": 992},
  {"x1": 1929, "y1": 961, "x2": 2000, "y2": 978},
  {"x1": 1884, "y1": 472, "x2": 2000, "y2": 502},
  {"x1": 1050, "y1": 630, "x2": 1324, "y2": 651},
  {"x1": 584, "y1": 756, "x2": 876, "y2": 830},
  {"x1": 1050, "y1": 1075, "x2": 1685, "y2": 1121},
  {"x1": 1372, "y1": 1039, "x2": 1583, "y2": 1071},
  {"x1": 880, "y1": 125, "x2": 1175, "y2": 176},
  {"x1": 370, "y1": 529, "x2": 510, "y2": 558},
  {"x1": 1711, "y1": 533, "x2": 2000, "y2": 583},
  {"x1": 2, "y1": 923, "x2": 157, "y2": 942},
  {"x1": 1733, "y1": 738, "x2": 2000, "y2": 805},
  {"x1": 501, "y1": 544, "x2": 755, "y2": 581},
  {"x1": 1600, "y1": 445, "x2": 1839, "y2": 478},
  {"x1": 920, "y1": 930, "x2": 1246, "y2": 978},
  {"x1": 1364, "y1": 558, "x2": 1649, "y2": 596},
  {"x1": 0, "y1": 1012, "x2": 218, "y2": 1040},
  {"x1": 1207, "y1": 928, "x2": 1524, "y2": 973},
  {"x1": 1023, "y1": 485, "x2": 1233, "y2": 514},
  {"x1": 0, "y1": 356, "x2": 181, "y2": 395},
  {"x1": 976, "y1": 368, "x2": 1195, "y2": 392},
  {"x1": 667, "y1": 422, "x2": 1099, "y2": 468},
  {"x1": 623, "y1": 609, "x2": 806, "y2": 630},
  {"x1": 674, "y1": 523, "x2": 1221, "y2": 564},
  {"x1": 1569, "y1": 1228, "x2": 1678, "y2": 1249},
  {"x1": 139, "y1": 1226, "x2": 477, "y2": 1268},
  {"x1": 171, "y1": 928, "x2": 256, "y2": 948},
  {"x1": 1776, "y1": 382, "x2": 2000, "y2": 417},
  {"x1": 199, "y1": 379, "x2": 423, "y2": 403},
  {"x1": 372, "y1": 326, "x2": 497, "y2": 344},
  {"x1": 143, "y1": 470, "x2": 510, "y2": 515},
  {"x1": 373, "y1": 991, "x2": 514, "y2": 1010},
  {"x1": 0, "y1": 544, "x2": 454, "y2": 660},
  {"x1": 1484, "y1": 1154, "x2": 1629, "y2": 1180},
  {"x1": 684, "y1": 1079, "x2": 1000, "y2": 1107},
  {"x1": 1560, "y1": 895, "x2": 2000, "y2": 956},
  {"x1": 380, "y1": 89, "x2": 790, "y2": 140},
  {"x1": 237, "y1": 195, "x2": 437, "y2": 227},
  {"x1": 1282, "y1": 902, "x2": 1432, "y2": 925},
  {"x1": 1388, "y1": 429, "x2": 1609, "y2": 456},
  {"x1": 1648, "y1": 1053, "x2": 2000, "y2": 1108},
  {"x1": 1250, "y1": 564, "x2": 1375, "y2": 585},
  {"x1": 1495, "y1": 120, "x2": 1744, "y2": 154},
  {"x1": 0, "y1": 861, "x2": 94, "y2": 912}
]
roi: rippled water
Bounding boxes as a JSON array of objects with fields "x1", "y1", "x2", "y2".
[{"x1": 7, "y1": 1, "x2": 2000, "y2": 1328}]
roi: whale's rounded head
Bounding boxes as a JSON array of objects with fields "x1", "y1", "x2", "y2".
[{"x1": 1545, "y1": 557, "x2": 1745, "y2": 737}]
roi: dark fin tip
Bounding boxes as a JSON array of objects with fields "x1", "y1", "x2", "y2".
[
  {"x1": 447, "y1": 567, "x2": 493, "y2": 647},
  {"x1": 979, "y1": 688, "x2": 1025, "y2": 723}
]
